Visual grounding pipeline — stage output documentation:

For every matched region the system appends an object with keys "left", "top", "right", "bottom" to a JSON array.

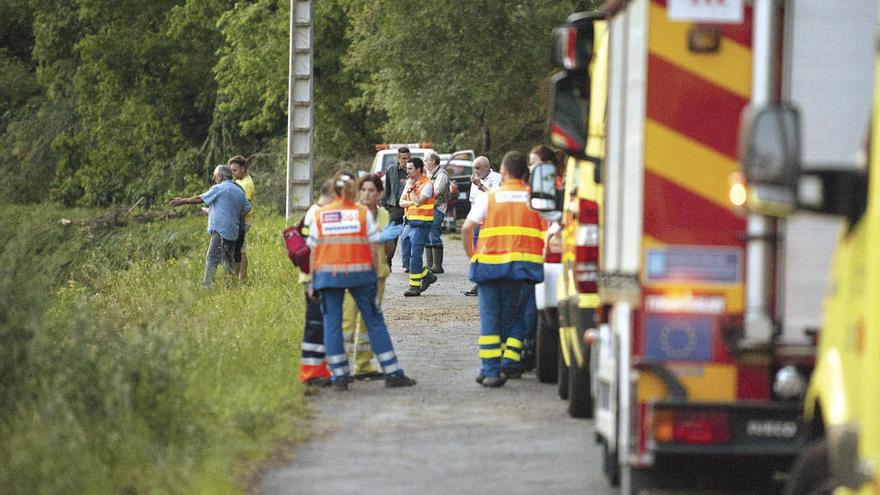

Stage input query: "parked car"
[{"left": 370, "top": 143, "right": 435, "bottom": 176}]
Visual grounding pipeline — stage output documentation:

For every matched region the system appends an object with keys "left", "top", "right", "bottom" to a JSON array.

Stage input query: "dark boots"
[{"left": 431, "top": 246, "right": 444, "bottom": 273}]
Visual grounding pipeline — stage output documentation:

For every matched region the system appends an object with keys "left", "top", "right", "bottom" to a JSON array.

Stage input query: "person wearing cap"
[
  {"left": 170, "top": 165, "right": 251, "bottom": 288},
  {"left": 304, "top": 171, "right": 417, "bottom": 390},
  {"left": 461, "top": 151, "right": 544, "bottom": 387}
]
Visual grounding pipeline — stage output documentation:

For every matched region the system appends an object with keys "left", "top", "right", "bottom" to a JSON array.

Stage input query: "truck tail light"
[
  {"left": 575, "top": 199, "right": 599, "bottom": 293},
  {"left": 545, "top": 229, "right": 562, "bottom": 263},
  {"left": 653, "top": 410, "right": 730, "bottom": 445}
]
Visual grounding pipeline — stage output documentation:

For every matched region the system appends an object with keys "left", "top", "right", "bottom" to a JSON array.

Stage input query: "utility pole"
[{"left": 285, "top": 0, "right": 314, "bottom": 222}]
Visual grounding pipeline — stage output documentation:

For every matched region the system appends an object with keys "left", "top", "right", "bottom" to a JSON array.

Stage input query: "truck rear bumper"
[{"left": 642, "top": 400, "right": 806, "bottom": 463}]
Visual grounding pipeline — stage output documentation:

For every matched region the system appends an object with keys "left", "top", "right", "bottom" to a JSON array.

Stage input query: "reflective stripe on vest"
[
  {"left": 472, "top": 181, "right": 545, "bottom": 266},
  {"left": 312, "top": 199, "right": 373, "bottom": 275},
  {"left": 405, "top": 176, "right": 435, "bottom": 222}
]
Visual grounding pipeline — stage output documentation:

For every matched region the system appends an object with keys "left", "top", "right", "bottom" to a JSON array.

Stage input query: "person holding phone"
[{"left": 463, "top": 156, "right": 501, "bottom": 296}]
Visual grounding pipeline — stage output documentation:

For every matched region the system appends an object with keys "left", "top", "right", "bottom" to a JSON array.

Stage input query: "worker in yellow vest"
[
  {"left": 304, "top": 171, "right": 417, "bottom": 390},
  {"left": 399, "top": 157, "right": 438, "bottom": 297},
  {"left": 461, "top": 151, "right": 545, "bottom": 387}
]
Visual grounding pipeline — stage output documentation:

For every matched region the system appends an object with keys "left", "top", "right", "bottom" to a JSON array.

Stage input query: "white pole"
[
  {"left": 743, "top": 0, "right": 777, "bottom": 348},
  {"left": 285, "top": 0, "right": 296, "bottom": 223}
]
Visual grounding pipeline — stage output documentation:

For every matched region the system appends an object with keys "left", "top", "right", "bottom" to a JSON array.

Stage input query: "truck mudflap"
[{"left": 642, "top": 400, "right": 806, "bottom": 460}]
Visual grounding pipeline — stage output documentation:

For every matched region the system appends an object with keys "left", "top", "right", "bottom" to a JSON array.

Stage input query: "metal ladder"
[{"left": 286, "top": 0, "right": 313, "bottom": 222}]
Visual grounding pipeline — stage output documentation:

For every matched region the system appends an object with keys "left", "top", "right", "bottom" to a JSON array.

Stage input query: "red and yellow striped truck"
[{"left": 532, "top": 1, "right": 820, "bottom": 492}]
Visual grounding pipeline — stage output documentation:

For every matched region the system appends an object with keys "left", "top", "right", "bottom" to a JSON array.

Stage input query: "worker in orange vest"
[
  {"left": 304, "top": 171, "right": 417, "bottom": 390},
  {"left": 399, "top": 157, "right": 438, "bottom": 297},
  {"left": 461, "top": 151, "right": 545, "bottom": 387}
]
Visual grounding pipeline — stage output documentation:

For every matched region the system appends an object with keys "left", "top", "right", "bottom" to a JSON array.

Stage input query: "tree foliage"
[{"left": 1, "top": 0, "right": 596, "bottom": 209}]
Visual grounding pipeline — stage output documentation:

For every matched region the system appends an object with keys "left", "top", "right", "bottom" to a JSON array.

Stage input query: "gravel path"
[{"left": 258, "top": 236, "right": 617, "bottom": 495}]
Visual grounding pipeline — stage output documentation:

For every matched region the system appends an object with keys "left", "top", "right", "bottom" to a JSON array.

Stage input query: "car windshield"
[
  {"left": 446, "top": 163, "right": 473, "bottom": 177},
  {"left": 381, "top": 152, "right": 425, "bottom": 172}
]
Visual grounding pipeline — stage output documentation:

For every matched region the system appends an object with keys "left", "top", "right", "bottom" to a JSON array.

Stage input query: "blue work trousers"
[
  {"left": 407, "top": 220, "right": 431, "bottom": 287},
  {"left": 477, "top": 280, "right": 531, "bottom": 378},
  {"left": 427, "top": 208, "right": 445, "bottom": 247},
  {"left": 319, "top": 284, "right": 401, "bottom": 381},
  {"left": 523, "top": 284, "right": 537, "bottom": 351},
  {"left": 401, "top": 221, "right": 412, "bottom": 269}
]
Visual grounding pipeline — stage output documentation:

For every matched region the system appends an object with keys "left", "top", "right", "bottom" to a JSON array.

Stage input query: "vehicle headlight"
[{"left": 773, "top": 365, "right": 806, "bottom": 400}]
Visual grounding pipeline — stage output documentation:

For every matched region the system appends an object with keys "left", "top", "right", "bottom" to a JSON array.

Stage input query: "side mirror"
[
  {"left": 551, "top": 12, "right": 600, "bottom": 71},
  {"left": 550, "top": 71, "right": 589, "bottom": 157},
  {"left": 738, "top": 104, "right": 802, "bottom": 216},
  {"left": 529, "top": 163, "right": 559, "bottom": 212}
]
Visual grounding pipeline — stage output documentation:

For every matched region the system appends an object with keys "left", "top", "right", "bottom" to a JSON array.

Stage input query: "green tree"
[{"left": 344, "top": 0, "right": 574, "bottom": 155}]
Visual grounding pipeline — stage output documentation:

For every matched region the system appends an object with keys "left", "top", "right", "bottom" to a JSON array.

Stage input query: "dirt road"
[{"left": 257, "top": 236, "right": 617, "bottom": 495}]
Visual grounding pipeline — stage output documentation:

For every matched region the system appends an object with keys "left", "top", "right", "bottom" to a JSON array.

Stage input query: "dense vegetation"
[
  {"left": 1, "top": 0, "right": 596, "bottom": 210},
  {"left": 1, "top": 205, "right": 309, "bottom": 494}
]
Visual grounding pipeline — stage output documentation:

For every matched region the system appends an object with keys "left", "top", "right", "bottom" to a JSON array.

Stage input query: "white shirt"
[
  {"left": 469, "top": 170, "right": 501, "bottom": 205},
  {"left": 304, "top": 202, "right": 379, "bottom": 248},
  {"left": 466, "top": 194, "right": 488, "bottom": 223}
]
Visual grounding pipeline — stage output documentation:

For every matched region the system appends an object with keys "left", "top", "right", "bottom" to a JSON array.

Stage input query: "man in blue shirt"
[{"left": 171, "top": 165, "right": 251, "bottom": 288}]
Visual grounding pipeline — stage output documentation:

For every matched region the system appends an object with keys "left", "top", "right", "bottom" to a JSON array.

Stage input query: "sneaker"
[
  {"left": 481, "top": 375, "right": 507, "bottom": 388},
  {"left": 354, "top": 371, "right": 384, "bottom": 381},
  {"left": 463, "top": 285, "right": 478, "bottom": 296},
  {"left": 404, "top": 287, "right": 422, "bottom": 297},
  {"left": 304, "top": 376, "right": 332, "bottom": 388},
  {"left": 502, "top": 368, "right": 523, "bottom": 379},
  {"left": 385, "top": 372, "right": 417, "bottom": 388},
  {"left": 475, "top": 374, "right": 486, "bottom": 384},
  {"left": 333, "top": 376, "right": 352, "bottom": 391},
  {"left": 420, "top": 271, "right": 437, "bottom": 291}
]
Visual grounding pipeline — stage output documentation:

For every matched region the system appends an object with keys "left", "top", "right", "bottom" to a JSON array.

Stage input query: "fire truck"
[
  {"left": 528, "top": 0, "right": 865, "bottom": 492},
  {"left": 734, "top": 0, "right": 879, "bottom": 493}
]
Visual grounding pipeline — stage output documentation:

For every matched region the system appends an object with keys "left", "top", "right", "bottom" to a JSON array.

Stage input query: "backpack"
[{"left": 283, "top": 218, "right": 310, "bottom": 274}]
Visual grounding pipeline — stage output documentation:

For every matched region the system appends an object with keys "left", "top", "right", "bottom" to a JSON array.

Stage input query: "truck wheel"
[
  {"left": 535, "top": 309, "right": 559, "bottom": 383},
  {"left": 602, "top": 440, "right": 620, "bottom": 486},
  {"left": 625, "top": 467, "right": 655, "bottom": 495},
  {"left": 567, "top": 337, "right": 593, "bottom": 418},
  {"left": 558, "top": 348, "right": 570, "bottom": 400},
  {"left": 785, "top": 439, "right": 833, "bottom": 495}
]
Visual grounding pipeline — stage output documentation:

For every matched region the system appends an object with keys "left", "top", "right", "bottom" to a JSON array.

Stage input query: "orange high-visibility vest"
[
  {"left": 405, "top": 175, "right": 435, "bottom": 222},
  {"left": 471, "top": 179, "right": 545, "bottom": 283},
  {"left": 312, "top": 199, "right": 373, "bottom": 276}
]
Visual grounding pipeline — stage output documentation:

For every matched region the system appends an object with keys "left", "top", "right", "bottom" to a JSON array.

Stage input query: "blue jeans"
[
  {"left": 427, "top": 208, "right": 445, "bottom": 247},
  {"left": 202, "top": 232, "right": 235, "bottom": 288},
  {"left": 477, "top": 280, "right": 531, "bottom": 377},
  {"left": 319, "top": 284, "right": 402, "bottom": 381},
  {"left": 407, "top": 221, "right": 431, "bottom": 287}
]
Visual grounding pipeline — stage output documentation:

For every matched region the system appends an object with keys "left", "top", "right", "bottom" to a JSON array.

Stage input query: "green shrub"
[{"left": 0, "top": 204, "right": 309, "bottom": 494}]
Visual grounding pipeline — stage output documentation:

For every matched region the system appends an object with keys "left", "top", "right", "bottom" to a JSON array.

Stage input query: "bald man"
[{"left": 464, "top": 156, "right": 501, "bottom": 296}]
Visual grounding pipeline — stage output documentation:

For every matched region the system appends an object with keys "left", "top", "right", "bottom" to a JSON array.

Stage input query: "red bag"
[{"left": 283, "top": 219, "right": 311, "bottom": 274}]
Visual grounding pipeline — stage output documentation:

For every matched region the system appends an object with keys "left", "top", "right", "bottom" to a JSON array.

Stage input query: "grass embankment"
[{"left": 0, "top": 204, "right": 308, "bottom": 494}]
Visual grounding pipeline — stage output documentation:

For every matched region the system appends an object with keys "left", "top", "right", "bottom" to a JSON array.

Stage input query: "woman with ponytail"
[{"left": 303, "top": 171, "right": 417, "bottom": 390}]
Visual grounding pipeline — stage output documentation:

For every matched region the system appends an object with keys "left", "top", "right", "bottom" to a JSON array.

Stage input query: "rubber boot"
[
  {"left": 431, "top": 246, "right": 444, "bottom": 273},
  {"left": 425, "top": 246, "right": 434, "bottom": 274}
]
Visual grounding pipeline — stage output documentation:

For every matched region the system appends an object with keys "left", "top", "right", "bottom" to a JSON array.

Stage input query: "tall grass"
[{"left": 0, "top": 204, "right": 308, "bottom": 494}]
